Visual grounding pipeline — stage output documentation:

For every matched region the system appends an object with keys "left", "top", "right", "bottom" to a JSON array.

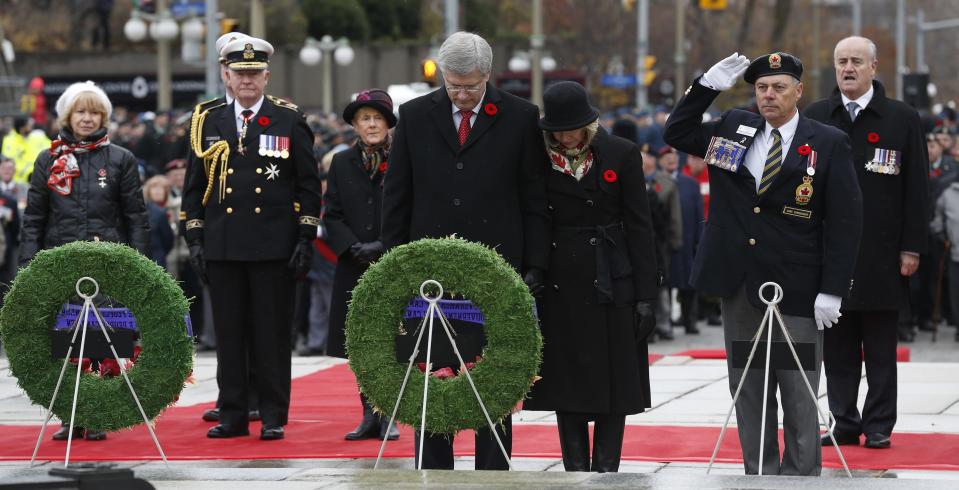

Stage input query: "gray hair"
[
  {"left": 835, "top": 36, "right": 877, "bottom": 62},
  {"left": 438, "top": 32, "right": 493, "bottom": 76}
]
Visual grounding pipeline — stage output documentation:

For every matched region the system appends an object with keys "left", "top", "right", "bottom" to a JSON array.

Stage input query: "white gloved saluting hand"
[
  {"left": 700, "top": 52, "right": 751, "bottom": 91},
  {"left": 813, "top": 293, "right": 843, "bottom": 331}
]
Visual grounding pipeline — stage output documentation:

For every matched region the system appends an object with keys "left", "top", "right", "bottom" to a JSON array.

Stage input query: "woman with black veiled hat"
[
  {"left": 523, "top": 81, "right": 658, "bottom": 472},
  {"left": 322, "top": 88, "right": 400, "bottom": 442}
]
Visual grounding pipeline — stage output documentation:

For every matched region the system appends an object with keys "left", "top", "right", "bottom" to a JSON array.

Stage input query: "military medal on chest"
[
  {"left": 259, "top": 134, "right": 290, "bottom": 159},
  {"left": 704, "top": 136, "right": 747, "bottom": 172},
  {"left": 795, "top": 144, "right": 815, "bottom": 205},
  {"left": 97, "top": 168, "right": 107, "bottom": 189},
  {"left": 866, "top": 147, "right": 901, "bottom": 175}
]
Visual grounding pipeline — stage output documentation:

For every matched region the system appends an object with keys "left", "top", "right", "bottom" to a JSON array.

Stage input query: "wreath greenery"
[
  {"left": 0, "top": 241, "right": 193, "bottom": 432},
  {"left": 346, "top": 237, "right": 542, "bottom": 435}
]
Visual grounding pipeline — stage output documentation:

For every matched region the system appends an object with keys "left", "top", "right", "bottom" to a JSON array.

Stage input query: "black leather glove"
[
  {"left": 351, "top": 240, "right": 384, "bottom": 265},
  {"left": 634, "top": 301, "right": 656, "bottom": 343},
  {"left": 188, "top": 243, "right": 208, "bottom": 284},
  {"left": 288, "top": 239, "right": 314, "bottom": 279},
  {"left": 522, "top": 268, "right": 545, "bottom": 298}
]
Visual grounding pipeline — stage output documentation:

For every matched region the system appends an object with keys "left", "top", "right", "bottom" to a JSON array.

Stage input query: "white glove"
[
  {"left": 700, "top": 52, "right": 751, "bottom": 91},
  {"left": 813, "top": 293, "right": 843, "bottom": 331}
]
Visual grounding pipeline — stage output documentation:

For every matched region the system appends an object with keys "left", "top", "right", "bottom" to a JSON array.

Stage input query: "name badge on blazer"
[
  {"left": 705, "top": 136, "right": 747, "bottom": 172},
  {"left": 865, "top": 148, "right": 901, "bottom": 175}
]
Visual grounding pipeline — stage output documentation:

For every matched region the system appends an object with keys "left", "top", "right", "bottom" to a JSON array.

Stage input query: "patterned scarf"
[
  {"left": 357, "top": 136, "right": 391, "bottom": 179},
  {"left": 47, "top": 128, "right": 110, "bottom": 196},
  {"left": 544, "top": 121, "right": 599, "bottom": 181}
]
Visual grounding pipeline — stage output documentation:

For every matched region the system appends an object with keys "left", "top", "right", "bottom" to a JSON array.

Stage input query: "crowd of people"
[{"left": 0, "top": 27, "right": 956, "bottom": 477}]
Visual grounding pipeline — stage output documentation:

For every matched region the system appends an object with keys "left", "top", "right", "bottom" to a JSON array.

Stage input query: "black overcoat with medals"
[
  {"left": 804, "top": 80, "right": 928, "bottom": 311},
  {"left": 381, "top": 83, "right": 549, "bottom": 273},
  {"left": 322, "top": 144, "right": 384, "bottom": 358},
  {"left": 663, "top": 79, "right": 863, "bottom": 317},
  {"left": 523, "top": 128, "right": 658, "bottom": 415}
]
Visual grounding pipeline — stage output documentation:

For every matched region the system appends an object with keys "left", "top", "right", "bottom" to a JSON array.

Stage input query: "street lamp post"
[
  {"left": 508, "top": 50, "right": 556, "bottom": 103},
  {"left": 299, "top": 35, "right": 354, "bottom": 114},
  {"left": 123, "top": 0, "right": 179, "bottom": 112}
]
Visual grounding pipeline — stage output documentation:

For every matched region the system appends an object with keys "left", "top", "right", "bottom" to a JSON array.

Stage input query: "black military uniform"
[
  {"left": 805, "top": 79, "right": 928, "bottom": 447},
  {"left": 181, "top": 38, "right": 321, "bottom": 440}
]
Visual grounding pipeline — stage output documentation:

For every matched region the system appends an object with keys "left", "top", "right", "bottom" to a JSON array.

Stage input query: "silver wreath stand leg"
[
  {"left": 373, "top": 279, "right": 513, "bottom": 471},
  {"left": 29, "top": 277, "right": 169, "bottom": 468},
  {"left": 706, "top": 282, "right": 851, "bottom": 478}
]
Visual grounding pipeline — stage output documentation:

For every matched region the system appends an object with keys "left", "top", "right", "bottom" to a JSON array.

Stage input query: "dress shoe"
[
  {"left": 297, "top": 346, "right": 325, "bottom": 357},
  {"left": 655, "top": 327, "right": 674, "bottom": 341},
  {"left": 864, "top": 433, "right": 891, "bottom": 449},
  {"left": 249, "top": 410, "right": 261, "bottom": 421},
  {"left": 898, "top": 327, "right": 915, "bottom": 343},
  {"left": 260, "top": 425, "right": 285, "bottom": 440},
  {"left": 207, "top": 424, "right": 250, "bottom": 438},
  {"left": 345, "top": 396, "right": 380, "bottom": 440},
  {"left": 202, "top": 408, "right": 220, "bottom": 422},
  {"left": 52, "top": 424, "right": 84, "bottom": 441},
  {"left": 821, "top": 431, "right": 859, "bottom": 446},
  {"left": 706, "top": 313, "right": 722, "bottom": 326},
  {"left": 684, "top": 322, "right": 700, "bottom": 335},
  {"left": 380, "top": 416, "right": 400, "bottom": 441},
  {"left": 84, "top": 430, "right": 107, "bottom": 441}
]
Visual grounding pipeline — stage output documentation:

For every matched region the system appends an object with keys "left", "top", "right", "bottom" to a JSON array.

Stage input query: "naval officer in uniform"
[
  {"left": 664, "top": 52, "right": 862, "bottom": 475},
  {"left": 181, "top": 36, "right": 322, "bottom": 440}
]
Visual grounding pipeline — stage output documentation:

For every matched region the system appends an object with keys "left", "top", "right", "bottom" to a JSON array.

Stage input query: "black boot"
[
  {"left": 556, "top": 412, "right": 590, "bottom": 471},
  {"left": 591, "top": 414, "right": 625, "bottom": 473},
  {"left": 380, "top": 415, "right": 400, "bottom": 441},
  {"left": 52, "top": 423, "right": 84, "bottom": 441},
  {"left": 345, "top": 393, "right": 379, "bottom": 440}
]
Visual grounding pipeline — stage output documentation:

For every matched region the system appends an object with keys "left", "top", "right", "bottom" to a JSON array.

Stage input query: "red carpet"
[
  {"left": 1, "top": 363, "right": 954, "bottom": 471},
  {"left": 672, "top": 347, "right": 911, "bottom": 362}
]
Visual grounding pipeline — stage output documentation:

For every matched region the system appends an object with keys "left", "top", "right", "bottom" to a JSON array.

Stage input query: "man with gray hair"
[
  {"left": 805, "top": 35, "right": 928, "bottom": 450},
  {"left": 382, "top": 31, "right": 549, "bottom": 470}
]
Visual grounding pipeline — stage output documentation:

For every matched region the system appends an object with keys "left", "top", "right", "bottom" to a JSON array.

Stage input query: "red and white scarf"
[{"left": 47, "top": 134, "right": 110, "bottom": 196}]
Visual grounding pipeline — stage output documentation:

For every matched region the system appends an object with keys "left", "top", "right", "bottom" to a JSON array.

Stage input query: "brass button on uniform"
[
  {"left": 226, "top": 187, "right": 233, "bottom": 194},
  {"left": 255, "top": 187, "right": 262, "bottom": 194},
  {"left": 589, "top": 237, "right": 598, "bottom": 245},
  {"left": 753, "top": 206, "right": 760, "bottom": 214},
  {"left": 586, "top": 199, "right": 594, "bottom": 207},
  {"left": 453, "top": 198, "right": 461, "bottom": 206},
  {"left": 255, "top": 207, "right": 261, "bottom": 214},
  {"left": 226, "top": 207, "right": 233, "bottom": 214},
  {"left": 456, "top": 162, "right": 464, "bottom": 170},
  {"left": 256, "top": 168, "right": 263, "bottom": 174},
  {"left": 748, "top": 238, "right": 756, "bottom": 245},
  {"left": 227, "top": 168, "right": 234, "bottom": 175}
]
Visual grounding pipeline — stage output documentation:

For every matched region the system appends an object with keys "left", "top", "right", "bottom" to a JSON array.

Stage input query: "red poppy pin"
[
  {"left": 654, "top": 182, "right": 662, "bottom": 193},
  {"left": 797, "top": 144, "right": 811, "bottom": 156},
  {"left": 603, "top": 169, "right": 618, "bottom": 182},
  {"left": 483, "top": 103, "right": 498, "bottom": 116},
  {"left": 378, "top": 161, "right": 388, "bottom": 173},
  {"left": 98, "top": 168, "right": 107, "bottom": 177},
  {"left": 867, "top": 132, "right": 880, "bottom": 143},
  {"left": 258, "top": 116, "right": 270, "bottom": 127}
]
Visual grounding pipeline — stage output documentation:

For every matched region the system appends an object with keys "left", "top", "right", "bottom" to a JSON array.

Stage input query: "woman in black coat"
[
  {"left": 523, "top": 82, "right": 658, "bottom": 472},
  {"left": 322, "top": 89, "right": 399, "bottom": 442},
  {"left": 20, "top": 81, "right": 149, "bottom": 442}
]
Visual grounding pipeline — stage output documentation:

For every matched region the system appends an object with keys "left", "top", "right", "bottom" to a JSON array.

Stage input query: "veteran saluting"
[
  {"left": 180, "top": 37, "right": 322, "bottom": 441},
  {"left": 664, "top": 52, "right": 862, "bottom": 475}
]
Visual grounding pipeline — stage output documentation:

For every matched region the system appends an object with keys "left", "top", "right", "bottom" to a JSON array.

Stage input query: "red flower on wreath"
[
  {"left": 867, "top": 132, "right": 880, "bottom": 143},
  {"left": 484, "top": 103, "right": 498, "bottom": 116},
  {"left": 378, "top": 161, "right": 388, "bottom": 173},
  {"left": 797, "top": 144, "right": 811, "bottom": 156},
  {"left": 603, "top": 169, "right": 618, "bottom": 182},
  {"left": 258, "top": 116, "right": 270, "bottom": 127}
]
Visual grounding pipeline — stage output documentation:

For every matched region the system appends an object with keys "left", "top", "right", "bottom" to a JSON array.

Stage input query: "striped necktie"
[{"left": 758, "top": 129, "right": 782, "bottom": 195}]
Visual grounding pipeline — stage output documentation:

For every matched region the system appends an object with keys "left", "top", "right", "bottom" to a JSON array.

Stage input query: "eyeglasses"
[{"left": 445, "top": 82, "right": 484, "bottom": 94}]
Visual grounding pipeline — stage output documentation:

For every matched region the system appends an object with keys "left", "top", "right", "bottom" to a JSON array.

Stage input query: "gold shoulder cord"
[{"left": 189, "top": 101, "right": 230, "bottom": 206}]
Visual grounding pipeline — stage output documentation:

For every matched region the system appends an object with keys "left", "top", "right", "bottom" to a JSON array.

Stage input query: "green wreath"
[
  {"left": 346, "top": 237, "right": 542, "bottom": 435},
  {"left": 0, "top": 241, "right": 194, "bottom": 432}
]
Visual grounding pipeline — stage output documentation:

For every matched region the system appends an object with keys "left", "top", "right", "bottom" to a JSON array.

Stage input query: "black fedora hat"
[
  {"left": 539, "top": 81, "right": 599, "bottom": 132},
  {"left": 342, "top": 89, "right": 397, "bottom": 128}
]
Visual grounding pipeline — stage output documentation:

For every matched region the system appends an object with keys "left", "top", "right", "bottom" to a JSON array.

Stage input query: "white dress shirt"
[
  {"left": 840, "top": 84, "right": 874, "bottom": 117},
  {"left": 743, "top": 109, "right": 800, "bottom": 192},
  {"left": 450, "top": 93, "right": 486, "bottom": 131},
  {"left": 234, "top": 96, "right": 264, "bottom": 134}
]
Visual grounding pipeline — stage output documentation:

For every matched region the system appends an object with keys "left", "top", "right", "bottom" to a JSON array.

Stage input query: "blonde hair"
[
  {"left": 143, "top": 175, "right": 171, "bottom": 204},
  {"left": 59, "top": 91, "right": 110, "bottom": 131}
]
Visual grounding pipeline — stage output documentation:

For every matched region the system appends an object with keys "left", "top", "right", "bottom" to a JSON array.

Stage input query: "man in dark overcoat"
[
  {"left": 804, "top": 36, "right": 928, "bottom": 450},
  {"left": 664, "top": 51, "right": 862, "bottom": 475},
  {"left": 181, "top": 37, "right": 321, "bottom": 441},
  {"left": 381, "top": 31, "right": 549, "bottom": 470}
]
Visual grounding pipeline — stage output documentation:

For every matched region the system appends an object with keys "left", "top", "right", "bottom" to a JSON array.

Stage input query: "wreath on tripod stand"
[
  {"left": 0, "top": 241, "right": 194, "bottom": 431},
  {"left": 346, "top": 237, "right": 542, "bottom": 435}
]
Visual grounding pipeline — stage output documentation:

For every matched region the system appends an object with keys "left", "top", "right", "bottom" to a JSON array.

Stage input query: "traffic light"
[
  {"left": 643, "top": 55, "right": 657, "bottom": 86},
  {"left": 622, "top": 0, "right": 636, "bottom": 11},
  {"left": 422, "top": 59, "right": 438, "bottom": 84},
  {"left": 699, "top": 0, "right": 727, "bottom": 10},
  {"left": 220, "top": 17, "right": 239, "bottom": 35}
]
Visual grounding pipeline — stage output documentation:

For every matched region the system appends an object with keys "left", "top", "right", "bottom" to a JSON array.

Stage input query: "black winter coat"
[
  {"left": 524, "top": 129, "right": 658, "bottom": 415},
  {"left": 21, "top": 136, "right": 148, "bottom": 262},
  {"left": 322, "top": 145, "right": 384, "bottom": 358},
  {"left": 804, "top": 80, "right": 928, "bottom": 311}
]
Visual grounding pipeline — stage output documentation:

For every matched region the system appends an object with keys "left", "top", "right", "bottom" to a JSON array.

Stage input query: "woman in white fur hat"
[{"left": 20, "top": 81, "right": 149, "bottom": 442}]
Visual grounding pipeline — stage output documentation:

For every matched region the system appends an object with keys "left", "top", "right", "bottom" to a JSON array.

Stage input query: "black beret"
[{"left": 743, "top": 52, "right": 803, "bottom": 84}]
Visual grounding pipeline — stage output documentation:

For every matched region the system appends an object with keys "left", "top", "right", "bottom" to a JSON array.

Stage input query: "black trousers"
[
  {"left": 414, "top": 415, "right": 512, "bottom": 470},
  {"left": 208, "top": 260, "right": 294, "bottom": 427},
  {"left": 823, "top": 309, "right": 898, "bottom": 437}
]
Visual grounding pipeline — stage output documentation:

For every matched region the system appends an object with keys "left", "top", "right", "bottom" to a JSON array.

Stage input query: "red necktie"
[{"left": 457, "top": 109, "right": 472, "bottom": 146}]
